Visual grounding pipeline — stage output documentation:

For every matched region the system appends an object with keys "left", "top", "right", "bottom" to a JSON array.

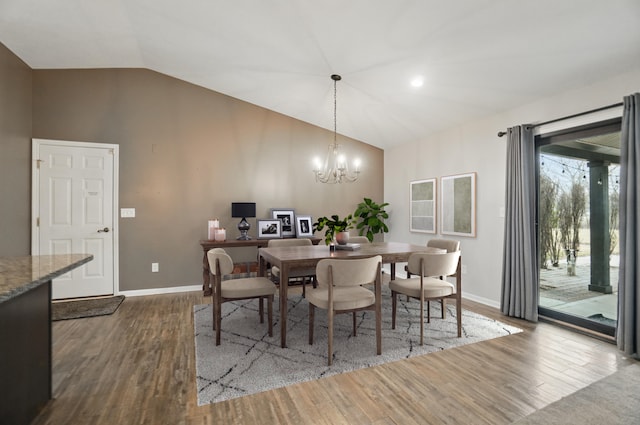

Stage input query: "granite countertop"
[{"left": 0, "top": 254, "right": 93, "bottom": 303}]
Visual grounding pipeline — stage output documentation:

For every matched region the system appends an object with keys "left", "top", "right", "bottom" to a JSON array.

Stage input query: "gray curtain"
[
  {"left": 617, "top": 93, "right": 640, "bottom": 358},
  {"left": 501, "top": 125, "right": 538, "bottom": 321}
]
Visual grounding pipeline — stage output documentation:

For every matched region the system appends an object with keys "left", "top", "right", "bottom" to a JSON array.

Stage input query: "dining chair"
[
  {"left": 207, "top": 248, "right": 277, "bottom": 345},
  {"left": 348, "top": 236, "right": 371, "bottom": 244},
  {"left": 405, "top": 239, "right": 461, "bottom": 323},
  {"left": 390, "top": 251, "right": 461, "bottom": 345},
  {"left": 306, "top": 255, "right": 383, "bottom": 366},
  {"left": 268, "top": 238, "right": 316, "bottom": 296}
]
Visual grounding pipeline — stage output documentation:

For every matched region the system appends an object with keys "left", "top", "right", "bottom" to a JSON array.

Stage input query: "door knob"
[{"left": 98, "top": 227, "right": 110, "bottom": 233}]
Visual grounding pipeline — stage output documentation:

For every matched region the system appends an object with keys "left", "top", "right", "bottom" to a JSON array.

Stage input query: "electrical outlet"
[
  {"left": 121, "top": 208, "right": 136, "bottom": 218},
  {"left": 152, "top": 262, "right": 159, "bottom": 272}
]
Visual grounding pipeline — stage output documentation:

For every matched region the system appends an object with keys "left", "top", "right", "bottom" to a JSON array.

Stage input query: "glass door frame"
[{"left": 535, "top": 118, "right": 621, "bottom": 338}]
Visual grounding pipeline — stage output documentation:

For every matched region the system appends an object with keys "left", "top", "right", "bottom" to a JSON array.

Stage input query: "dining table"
[{"left": 258, "top": 241, "right": 439, "bottom": 348}]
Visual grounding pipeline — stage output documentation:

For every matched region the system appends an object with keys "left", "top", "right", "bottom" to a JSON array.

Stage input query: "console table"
[
  {"left": 0, "top": 253, "right": 93, "bottom": 425},
  {"left": 199, "top": 238, "right": 320, "bottom": 295}
]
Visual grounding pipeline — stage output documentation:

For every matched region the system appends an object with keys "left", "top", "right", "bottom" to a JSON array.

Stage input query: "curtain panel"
[
  {"left": 617, "top": 93, "right": 640, "bottom": 358},
  {"left": 501, "top": 125, "right": 538, "bottom": 321}
]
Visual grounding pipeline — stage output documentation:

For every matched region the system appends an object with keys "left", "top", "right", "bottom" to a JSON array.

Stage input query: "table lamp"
[{"left": 231, "top": 202, "right": 256, "bottom": 240}]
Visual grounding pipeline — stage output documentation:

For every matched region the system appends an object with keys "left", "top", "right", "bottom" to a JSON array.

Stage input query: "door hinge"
[
  {"left": 36, "top": 159, "right": 44, "bottom": 169},
  {"left": 109, "top": 149, "right": 114, "bottom": 155},
  {"left": 36, "top": 217, "right": 40, "bottom": 227}
]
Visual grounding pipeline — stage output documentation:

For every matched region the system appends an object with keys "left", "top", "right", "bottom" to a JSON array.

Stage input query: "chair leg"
[
  {"left": 267, "top": 295, "right": 273, "bottom": 337},
  {"left": 215, "top": 295, "right": 222, "bottom": 346},
  {"left": 391, "top": 291, "right": 397, "bottom": 329},
  {"left": 441, "top": 299, "right": 445, "bottom": 319},
  {"left": 211, "top": 295, "right": 216, "bottom": 331},
  {"left": 427, "top": 300, "right": 431, "bottom": 323},
  {"left": 302, "top": 277, "right": 306, "bottom": 298},
  {"left": 456, "top": 296, "right": 462, "bottom": 337},
  {"left": 376, "top": 301, "right": 382, "bottom": 356},
  {"left": 259, "top": 297, "right": 265, "bottom": 324},
  {"left": 419, "top": 296, "right": 424, "bottom": 346},
  {"left": 308, "top": 303, "right": 315, "bottom": 345},
  {"left": 328, "top": 308, "right": 334, "bottom": 366},
  {"left": 352, "top": 312, "right": 357, "bottom": 336}
]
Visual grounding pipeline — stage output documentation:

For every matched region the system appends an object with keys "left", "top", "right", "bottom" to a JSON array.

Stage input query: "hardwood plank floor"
[{"left": 32, "top": 291, "right": 635, "bottom": 425}]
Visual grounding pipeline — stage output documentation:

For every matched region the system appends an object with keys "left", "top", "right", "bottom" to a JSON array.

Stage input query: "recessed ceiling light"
[{"left": 410, "top": 76, "right": 424, "bottom": 88}]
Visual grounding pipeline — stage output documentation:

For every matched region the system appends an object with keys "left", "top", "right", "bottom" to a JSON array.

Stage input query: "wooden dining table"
[{"left": 258, "top": 241, "right": 436, "bottom": 348}]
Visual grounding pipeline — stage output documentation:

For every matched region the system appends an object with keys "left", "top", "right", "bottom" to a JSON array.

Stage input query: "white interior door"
[{"left": 32, "top": 139, "right": 119, "bottom": 299}]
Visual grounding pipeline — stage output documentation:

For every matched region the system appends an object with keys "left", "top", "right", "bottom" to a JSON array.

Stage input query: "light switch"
[{"left": 121, "top": 208, "right": 136, "bottom": 218}]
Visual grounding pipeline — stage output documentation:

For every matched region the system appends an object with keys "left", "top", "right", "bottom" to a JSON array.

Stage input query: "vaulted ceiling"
[{"left": 1, "top": 0, "right": 639, "bottom": 149}]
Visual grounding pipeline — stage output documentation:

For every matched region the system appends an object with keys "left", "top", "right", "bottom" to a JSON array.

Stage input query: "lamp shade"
[{"left": 231, "top": 202, "right": 256, "bottom": 218}]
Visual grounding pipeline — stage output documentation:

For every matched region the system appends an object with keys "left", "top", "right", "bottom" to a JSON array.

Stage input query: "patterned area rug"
[
  {"left": 52, "top": 295, "right": 124, "bottom": 321},
  {"left": 194, "top": 287, "right": 522, "bottom": 405}
]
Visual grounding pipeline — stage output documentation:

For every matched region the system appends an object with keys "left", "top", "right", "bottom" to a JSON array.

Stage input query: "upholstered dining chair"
[
  {"left": 348, "top": 236, "right": 371, "bottom": 244},
  {"left": 390, "top": 251, "right": 461, "bottom": 345},
  {"left": 405, "top": 239, "right": 461, "bottom": 326},
  {"left": 207, "top": 248, "right": 277, "bottom": 345},
  {"left": 268, "top": 238, "right": 316, "bottom": 296},
  {"left": 307, "top": 255, "right": 383, "bottom": 366}
]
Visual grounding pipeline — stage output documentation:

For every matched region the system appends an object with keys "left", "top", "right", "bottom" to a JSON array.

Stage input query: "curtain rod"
[{"left": 497, "top": 101, "right": 624, "bottom": 137}]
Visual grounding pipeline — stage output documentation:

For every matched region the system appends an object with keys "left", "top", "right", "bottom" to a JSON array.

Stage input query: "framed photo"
[
  {"left": 410, "top": 178, "right": 436, "bottom": 234},
  {"left": 295, "top": 215, "right": 313, "bottom": 237},
  {"left": 441, "top": 172, "right": 476, "bottom": 237},
  {"left": 257, "top": 219, "right": 282, "bottom": 239},
  {"left": 270, "top": 208, "right": 296, "bottom": 238}
]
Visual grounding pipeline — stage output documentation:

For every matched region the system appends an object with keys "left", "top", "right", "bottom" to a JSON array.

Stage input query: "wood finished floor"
[{"left": 32, "top": 291, "right": 635, "bottom": 425}]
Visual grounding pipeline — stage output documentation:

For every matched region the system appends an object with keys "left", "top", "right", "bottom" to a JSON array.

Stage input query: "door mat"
[{"left": 52, "top": 295, "right": 125, "bottom": 321}]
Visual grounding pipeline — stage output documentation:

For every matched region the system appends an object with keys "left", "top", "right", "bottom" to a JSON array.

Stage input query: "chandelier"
[{"left": 313, "top": 74, "right": 361, "bottom": 184}]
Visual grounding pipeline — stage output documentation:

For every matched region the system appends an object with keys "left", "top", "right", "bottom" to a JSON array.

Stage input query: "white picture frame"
[{"left": 257, "top": 219, "right": 282, "bottom": 239}]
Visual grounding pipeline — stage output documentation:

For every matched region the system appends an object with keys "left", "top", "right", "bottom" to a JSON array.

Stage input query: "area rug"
[
  {"left": 512, "top": 362, "right": 640, "bottom": 425},
  {"left": 52, "top": 295, "right": 125, "bottom": 321},
  {"left": 194, "top": 288, "right": 522, "bottom": 405}
]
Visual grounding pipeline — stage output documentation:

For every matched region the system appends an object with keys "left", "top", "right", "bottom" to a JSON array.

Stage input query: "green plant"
[
  {"left": 313, "top": 214, "right": 355, "bottom": 245},
  {"left": 353, "top": 198, "right": 389, "bottom": 242}
]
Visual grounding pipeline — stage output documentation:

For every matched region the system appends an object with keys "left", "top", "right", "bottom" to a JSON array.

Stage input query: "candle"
[
  {"left": 208, "top": 219, "right": 220, "bottom": 240},
  {"left": 214, "top": 228, "right": 226, "bottom": 241}
]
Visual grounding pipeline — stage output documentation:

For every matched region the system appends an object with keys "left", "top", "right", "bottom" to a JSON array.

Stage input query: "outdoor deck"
[{"left": 539, "top": 255, "right": 618, "bottom": 324}]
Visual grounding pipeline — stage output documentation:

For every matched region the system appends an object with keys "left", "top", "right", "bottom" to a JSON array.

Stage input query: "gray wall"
[
  {"left": 0, "top": 43, "right": 32, "bottom": 256},
  {"left": 30, "top": 68, "right": 383, "bottom": 291}
]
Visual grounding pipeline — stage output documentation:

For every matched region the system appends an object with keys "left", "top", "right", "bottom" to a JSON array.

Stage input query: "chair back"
[
  {"left": 427, "top": 239, "right": 460, "bottom": 253},
  {"left": 348, "top": 236, "right": 370, "bottom": 244},
  {"left": 268, "top": 238, "right": 312, "bottom": 247},
  {"left": 407, "top": 251, "right": 460, "bottom": 278},
  {"left": 316, "top": 255, "right": 382, "bottom": 287},
  {"left": 207, "top": 249, "right": 234, "bottom": 276}
]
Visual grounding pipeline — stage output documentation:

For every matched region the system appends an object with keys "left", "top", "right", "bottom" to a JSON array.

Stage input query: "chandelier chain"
[{"left": 333, "top": 77, "right": 337, "bottom": 142}]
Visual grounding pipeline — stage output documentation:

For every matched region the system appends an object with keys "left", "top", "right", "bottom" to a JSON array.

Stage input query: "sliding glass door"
[{"left": 536, "top": 120, "right": 621, "bottom": 336}]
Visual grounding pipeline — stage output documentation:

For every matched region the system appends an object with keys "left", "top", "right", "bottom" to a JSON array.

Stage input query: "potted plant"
[
  {"left": 353, "top": 198, "right": 390, "bottom": 242},
  {"left": 313, "top": 214, "right": 355, "bottom": 245}
]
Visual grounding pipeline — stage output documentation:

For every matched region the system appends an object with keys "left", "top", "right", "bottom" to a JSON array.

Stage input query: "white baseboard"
[
  {"left": 119, "top": 284, "right": 203, "bottom": 298},
  {"left": 462, "top": 292, "right": 500, "bottom": 309},
  {"left": 117, "top": 283, "right": 501, "bottom": 310}
]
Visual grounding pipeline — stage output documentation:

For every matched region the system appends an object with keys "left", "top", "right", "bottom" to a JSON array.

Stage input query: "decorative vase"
[{"left": 335, "top": 231, "right": 350, "bottom": 245}]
